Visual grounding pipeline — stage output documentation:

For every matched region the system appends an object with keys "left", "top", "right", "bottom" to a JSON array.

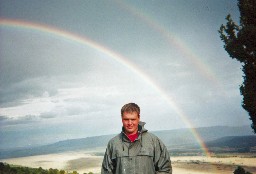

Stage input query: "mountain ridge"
[{"left": 0, "top": 125, "right": 254, "bottom": 159}]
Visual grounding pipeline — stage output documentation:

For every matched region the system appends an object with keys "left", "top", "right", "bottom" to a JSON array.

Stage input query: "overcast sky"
[{"left": 0, "top": 0, "right": 252, "bottom": 149}]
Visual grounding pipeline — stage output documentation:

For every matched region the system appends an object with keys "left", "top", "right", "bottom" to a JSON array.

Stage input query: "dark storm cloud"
[
  {"left": 0, "top": 77, "right": 58, "bottom": 107},
  {"left": 0, "top": 27, "right": 98, "bottom": 107},
  {"left": 0, "top": 26, "right": 96, "bottom": 77}
]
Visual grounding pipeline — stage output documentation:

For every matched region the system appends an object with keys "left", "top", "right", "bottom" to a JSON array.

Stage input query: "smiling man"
[{"left": 101, "top": 103, "right": 172, "bottom": 174}]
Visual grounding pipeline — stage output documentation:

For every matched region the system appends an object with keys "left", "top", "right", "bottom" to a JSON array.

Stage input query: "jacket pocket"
[{"left": 137, "top": 147, "right": 154, "bottom": 157}]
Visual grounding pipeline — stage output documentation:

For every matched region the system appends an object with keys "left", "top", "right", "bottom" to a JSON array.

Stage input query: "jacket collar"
[{"left": 121, "top": 121, "right": 148, "bottom": 142}]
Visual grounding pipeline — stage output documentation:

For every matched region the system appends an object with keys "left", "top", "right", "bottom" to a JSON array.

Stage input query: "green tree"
[
  {"left": 219, "top": 0, "right": 256, "bottom": 133},
  {"left": 48, "top": 168, "right": 59, "bottom": 174},
  {"left": 59, "top": 170, "right": 66, "bottom": 174},
  {"left": 234, "top": 166, "right": 252, "bottom": 174}
]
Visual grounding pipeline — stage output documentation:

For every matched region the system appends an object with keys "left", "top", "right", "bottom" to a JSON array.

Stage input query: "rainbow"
[
  {"left": 0, "top": 18, "right": 211, "bottom": 156},
  {"left": 116, "top": 1, "right": 222, "bottom": 89}
]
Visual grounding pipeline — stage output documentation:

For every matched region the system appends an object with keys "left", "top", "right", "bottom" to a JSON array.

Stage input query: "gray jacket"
[{"left": 101, "top": 122, "right": 172, "bottom": 174}]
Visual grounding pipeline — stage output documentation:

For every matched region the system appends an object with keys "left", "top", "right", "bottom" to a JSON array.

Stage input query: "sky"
[{"left": 0, "top": 0, "right": 252, "bottom": 149}]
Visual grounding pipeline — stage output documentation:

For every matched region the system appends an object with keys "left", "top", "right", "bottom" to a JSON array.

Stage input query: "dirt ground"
[
  {"left": 1, "top": 151, "right": 256, "bottom": 174},
  {"left": 171, "top": 156, "right": 256, "bottom": 174}
]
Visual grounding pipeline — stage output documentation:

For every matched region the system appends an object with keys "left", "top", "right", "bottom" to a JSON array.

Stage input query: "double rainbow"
[{"left": 0, "top": 18, "right": 211, "bottom": 156}]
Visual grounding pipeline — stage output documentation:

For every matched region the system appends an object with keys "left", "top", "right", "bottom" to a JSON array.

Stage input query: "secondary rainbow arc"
[{"left": 116, "top": 1, "right": 222, "bottom": 88}]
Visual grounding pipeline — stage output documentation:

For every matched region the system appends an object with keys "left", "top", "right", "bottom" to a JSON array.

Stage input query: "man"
[{"left": 101, "top": 103, "right": 172, "bottom": 174}]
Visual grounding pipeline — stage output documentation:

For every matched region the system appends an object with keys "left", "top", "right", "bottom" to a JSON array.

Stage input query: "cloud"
[
  {"left": 0, "top": 28, "right": 103, "bottom": 107},
  {"left": 0, "top": 115, "right": 9, "bottom": 121},
  {"left": 38, "top": 88, "right": 121, "bottom": 119},
  {"left": 39, "top": 112, "right": 56, "bottom": 119},
  {"left": 0, "top": 77, "right": 58, "bottom": 107},
  {"left": 0, "top": 0, "right": 247, "bottom": 133},
  {"left": 0, "top": 28, "right": 97, "bottom": 85},
  {"left": 0, "top": 115, "right": 39, "bottom": 126}
]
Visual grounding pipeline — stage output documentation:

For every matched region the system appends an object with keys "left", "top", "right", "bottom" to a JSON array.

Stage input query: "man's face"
[{"left": 122, "top": 111, "right": 140, "bottom": 135}]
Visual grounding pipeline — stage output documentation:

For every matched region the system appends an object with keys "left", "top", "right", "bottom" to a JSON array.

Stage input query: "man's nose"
[{"left": 128, "top": 120, "right": 132, "bottom": 124}]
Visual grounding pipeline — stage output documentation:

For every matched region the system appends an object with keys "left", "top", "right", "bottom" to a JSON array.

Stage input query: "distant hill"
[
  {"left": 153, "top": 125, "right": 254, "bottom": 146},
  {"left": 0, "top": 125, "right": 254, "bottom": 159},
  {"left": 207, "top": 135, "right": 256, "bottom": 148},
  {"left": 0, "top": 134, "right": 114, "bottom": 159},
  {"left": 205, "top": 135, "right": 256, "bottom": 153}
]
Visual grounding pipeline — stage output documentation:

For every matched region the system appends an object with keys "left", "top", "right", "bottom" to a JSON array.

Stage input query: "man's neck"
[{"left": 125, "top": 131, "right": 138, "bottom": 142}]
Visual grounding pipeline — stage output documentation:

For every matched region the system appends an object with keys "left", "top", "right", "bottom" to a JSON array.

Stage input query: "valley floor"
[{"left": 1, "top": 151, "right": 256, "bottom": 174}]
